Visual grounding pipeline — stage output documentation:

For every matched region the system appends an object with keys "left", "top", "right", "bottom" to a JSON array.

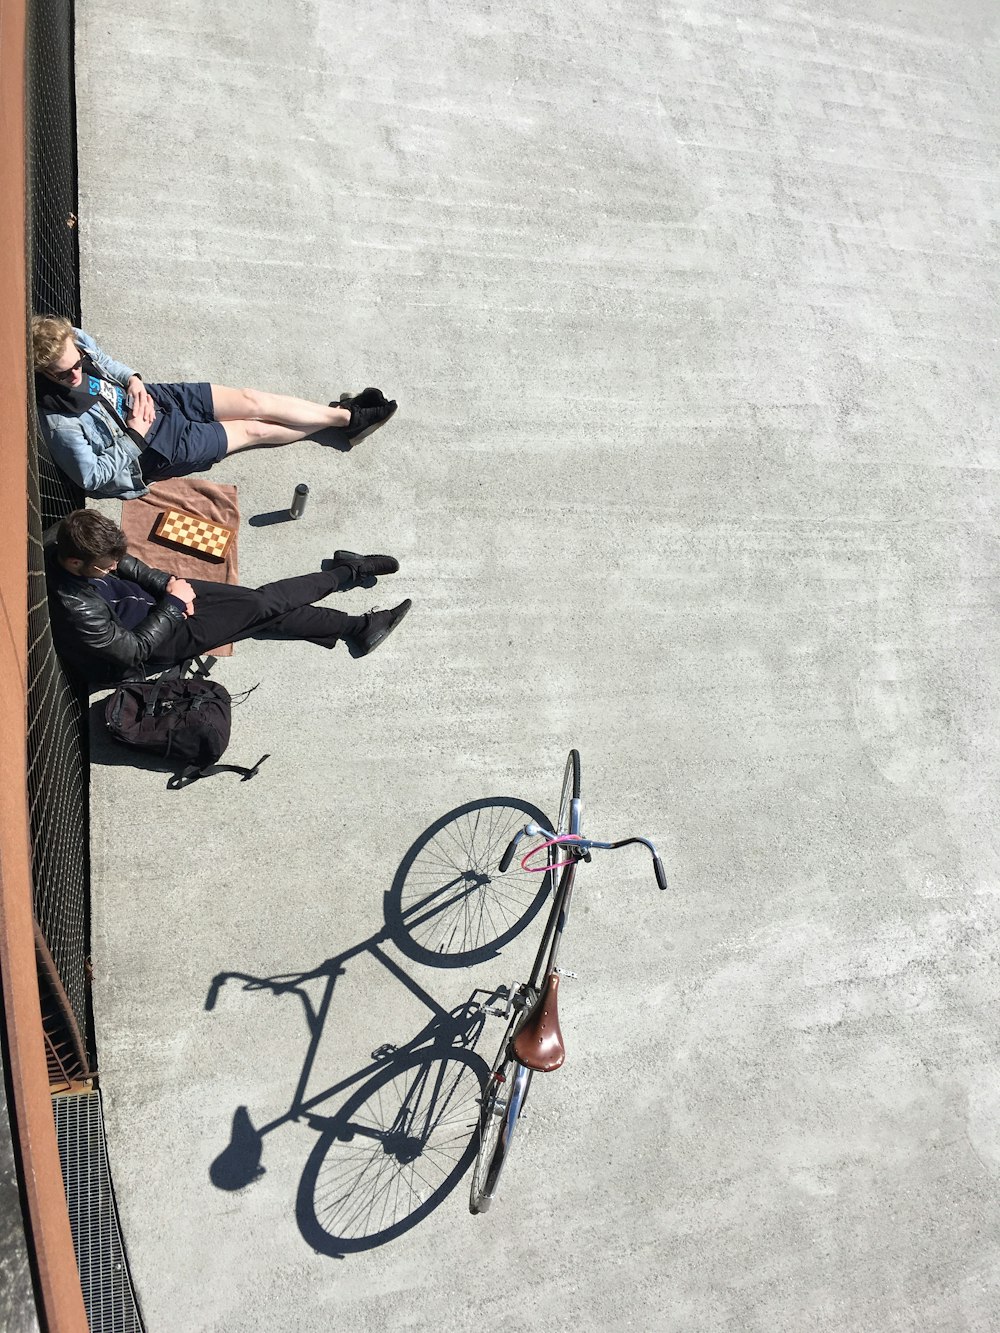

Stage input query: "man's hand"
[
  {"left": 126, "top": 376, "right": 156, "bottom": 429},
  {"left": 166, "top": 576, "right": 197, "bottom": 618}
]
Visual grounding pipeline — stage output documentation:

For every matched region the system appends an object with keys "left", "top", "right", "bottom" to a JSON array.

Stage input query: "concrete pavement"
[{"left": 77, "top": 1, "right": 1000, "bottom": 1329}]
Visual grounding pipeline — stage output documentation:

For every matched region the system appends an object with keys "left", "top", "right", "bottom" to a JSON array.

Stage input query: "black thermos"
[{"left": 289, "top": 483, "right": 309, "bottom": 519}]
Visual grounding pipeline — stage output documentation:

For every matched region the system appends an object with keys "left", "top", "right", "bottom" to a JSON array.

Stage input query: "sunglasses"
[{"left": 49, "top": 349, "right": 84, "bottom": 382}]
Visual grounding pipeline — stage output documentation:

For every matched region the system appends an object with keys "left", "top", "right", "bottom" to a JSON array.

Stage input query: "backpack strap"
[
  {"left": 230, "top": 682, "right": 260, "bottom": 706},
  {"left": 166, "top": 752, "right": 270, "bottom": 790},
  {"left": 108, "top": 686, "right": 128, "bottom": 729},
  {"left": 188, "top": 655, "right": 216, "bottom": 678}
]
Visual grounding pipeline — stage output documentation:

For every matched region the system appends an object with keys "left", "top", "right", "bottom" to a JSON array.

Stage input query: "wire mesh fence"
[{"left": 25, "top": 0, "right": 92, "bottom": 1076}]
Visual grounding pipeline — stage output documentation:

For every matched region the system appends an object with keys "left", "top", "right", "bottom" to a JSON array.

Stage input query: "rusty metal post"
[{"left": 0, "top": 1, "right": 90, "bottom": 1327}]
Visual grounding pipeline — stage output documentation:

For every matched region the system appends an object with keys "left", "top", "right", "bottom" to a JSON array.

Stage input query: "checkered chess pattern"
[{"left": 154, "top": 509, "right": 234, "bottom": 561}]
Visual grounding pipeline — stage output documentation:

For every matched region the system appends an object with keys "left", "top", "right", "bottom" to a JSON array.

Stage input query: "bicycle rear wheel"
[
  {"left": 469, "top": 1032, "right": 533, "bottom": 1213},
  {"left": 558, "top": 749, "right": 582, "bottom": 837}
]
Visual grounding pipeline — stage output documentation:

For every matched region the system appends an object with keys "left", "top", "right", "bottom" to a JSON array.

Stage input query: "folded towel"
[{"left": 120, "top": 478, "right": 240, "bottom": 656}]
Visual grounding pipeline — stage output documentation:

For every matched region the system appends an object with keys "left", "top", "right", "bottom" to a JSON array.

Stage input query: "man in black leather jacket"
[{"left": 47, "top": 510, "right": 411, "bottom": 685}]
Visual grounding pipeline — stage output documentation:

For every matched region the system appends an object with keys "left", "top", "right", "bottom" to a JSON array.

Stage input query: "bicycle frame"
[
  {"left": 501, "top": 822, "right": 666, "bottom": 1003},
  {"left": 470, "top": 751, "right": 667, "bottom": 1214},
  {"left": 521, "top": 798, "right": 585, "bottom": 996}
]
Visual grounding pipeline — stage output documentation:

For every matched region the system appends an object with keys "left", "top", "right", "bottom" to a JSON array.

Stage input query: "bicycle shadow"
[
  {"left": 208, "top": 964, "right": 492, "bottom": 1257},
  {"left": 384, "top": 796, "right": 554, "bottom": 967},
  {"left": 205, "top": 796, "right": 552, "bottom": 1257}
]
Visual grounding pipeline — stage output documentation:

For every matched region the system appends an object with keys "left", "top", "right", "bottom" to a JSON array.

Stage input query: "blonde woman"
[{"left": 31, "top": 315, "right": 396, "bottom": 499}]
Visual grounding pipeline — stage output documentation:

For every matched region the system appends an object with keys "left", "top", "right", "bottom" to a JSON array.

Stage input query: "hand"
[
  {"left": 166, "top": 576, "right": 197, "bottom": 614},
  {"left": 127, "top": 376, "right": 156, "bottom": 427}
]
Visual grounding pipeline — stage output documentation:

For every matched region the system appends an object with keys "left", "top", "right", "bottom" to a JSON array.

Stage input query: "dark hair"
[{"left": 56, "top": 509, "right": 128, "bottom": 564}]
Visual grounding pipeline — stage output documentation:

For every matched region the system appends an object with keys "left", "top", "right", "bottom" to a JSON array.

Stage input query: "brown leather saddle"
[{"left": 513, "top": 972, "right": 565, "bottom": 1072}]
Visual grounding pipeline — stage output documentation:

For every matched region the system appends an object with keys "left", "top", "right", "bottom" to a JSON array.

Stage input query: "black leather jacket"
[{"left": 45, "top": 540, "right": 186, "bottom": 683}]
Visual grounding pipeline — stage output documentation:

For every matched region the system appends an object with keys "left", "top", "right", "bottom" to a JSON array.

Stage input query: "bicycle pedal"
[
  {"left": 554, "top": 967, "right": 578, "bottom": 980},
  {"left": 482, "top": 983, "right": 518, "bottom": 1018}
]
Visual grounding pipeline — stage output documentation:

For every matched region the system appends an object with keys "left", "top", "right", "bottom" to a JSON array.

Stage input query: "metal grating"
[
  {"left": 25, "top": 0, "right": 92, "bottom": 1068},
  {"left": 54, "top": 1091, "right": 144, "bottom": 1333}
]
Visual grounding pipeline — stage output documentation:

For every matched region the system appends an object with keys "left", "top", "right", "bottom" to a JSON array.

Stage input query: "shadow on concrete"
[
  {"left": 313, "top": 425, "right": 353, "bottom": 453},
  {"left": 206, "top": 956, "right": 493, "bottom": 1257},
  {"left": 88, "top": 696, "right": 178, "bottom": 777},
  {"left": 205, "top": 797, "right": 553, "bottom": 1255},
  {"left": 384, "top": 797, "right": 555, "bottom": 967},
  {"left": 247, "top": 508, "right": 296, "bottom": 528}
]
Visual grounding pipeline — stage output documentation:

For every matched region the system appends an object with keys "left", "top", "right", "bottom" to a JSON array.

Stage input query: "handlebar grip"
[
  {"left": 653, "top": 857, "right": 668, "bottom": 892},
  {"left": 498, "top": 837, "right": 518, "bottom": 874}
]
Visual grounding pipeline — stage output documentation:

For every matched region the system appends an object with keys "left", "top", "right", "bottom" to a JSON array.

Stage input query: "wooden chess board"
[{"left": 152, "top": 508, "right": 235, "bottom": 562}]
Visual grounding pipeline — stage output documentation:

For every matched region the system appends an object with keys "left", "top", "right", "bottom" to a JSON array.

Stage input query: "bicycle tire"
[
  {"left": 558, "top": 749, "right": 582, "bottom": 837},
  {"left": 469, "top": 1031, "right": 533, "bottom": 1213}
]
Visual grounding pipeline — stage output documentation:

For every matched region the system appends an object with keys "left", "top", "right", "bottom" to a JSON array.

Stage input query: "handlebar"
[
  {"left": 498, "top": 837, "right": 518, "bottom": 874},
  {"left": 498, "top": 824, "right": 668, "bottom": 891}
]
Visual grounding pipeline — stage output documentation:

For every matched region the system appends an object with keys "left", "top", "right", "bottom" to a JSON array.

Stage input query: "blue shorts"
[{"left": 141, "top": 382, "right": 228, "bottom": 480}]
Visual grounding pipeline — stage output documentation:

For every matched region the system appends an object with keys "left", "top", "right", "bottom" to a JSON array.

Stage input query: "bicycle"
[
  {"left": 205, "top": 794, "right": 557, "bottom": 1255},
  {"left": 469, "top": 748, "right": 667, "bottom": 1213}
]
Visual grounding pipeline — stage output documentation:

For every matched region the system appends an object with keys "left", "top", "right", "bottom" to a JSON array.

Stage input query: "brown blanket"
[{"left": 120, "top": 478, "right": 240, "bottom": 656}]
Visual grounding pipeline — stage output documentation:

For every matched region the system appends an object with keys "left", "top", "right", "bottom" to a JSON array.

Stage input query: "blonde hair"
[{"left": 31, "top": 314, "right": 75, "bottom": 370}]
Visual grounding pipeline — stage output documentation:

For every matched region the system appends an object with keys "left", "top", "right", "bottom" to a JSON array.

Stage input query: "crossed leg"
[{"left": 210, "top": 386, "right": 350, "bottom": 454}]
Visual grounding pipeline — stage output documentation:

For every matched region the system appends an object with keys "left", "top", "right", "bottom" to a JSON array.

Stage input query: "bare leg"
[
  {"left": 210, "top": 384, "right": 352, "bottom": 454},
  {"left": 210, "top": 385, "right": 350, "bottom": 431},
  {"left": 220, "top": 420, "right": 311, "bottom": 453}
]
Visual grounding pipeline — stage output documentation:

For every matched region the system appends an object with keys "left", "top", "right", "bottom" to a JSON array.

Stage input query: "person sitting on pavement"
[
  {"left": 46, "top": 509, "right": 411, "bottom": 685},
  {"left": 31, "top": 315, "right": 397, "bottom": 500}
]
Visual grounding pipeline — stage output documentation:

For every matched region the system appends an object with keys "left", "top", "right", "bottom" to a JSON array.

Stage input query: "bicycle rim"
[
  {"left": 469, "top": 1055, "right": 532, "bottom": 1213},
  {"left": 558, "top": 749, "right": 582, "bottom": 837}
]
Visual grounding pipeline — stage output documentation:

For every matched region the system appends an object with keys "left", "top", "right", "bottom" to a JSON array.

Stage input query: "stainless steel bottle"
[{"left": 289, "top": 483, "right": 309, "bottom": 519}]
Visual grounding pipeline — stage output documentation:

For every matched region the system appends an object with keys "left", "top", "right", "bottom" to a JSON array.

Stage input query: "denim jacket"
[{"left": 36, "top": 328, "right": 149, "bottom": 499}]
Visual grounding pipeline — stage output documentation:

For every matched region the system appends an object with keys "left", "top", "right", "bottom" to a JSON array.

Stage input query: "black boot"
[
  {"left": 354, "top": 600, "right": 412, "bottom": 656},
  {"left": 332, "top": 550, "right": 400, "bottom": 579}
]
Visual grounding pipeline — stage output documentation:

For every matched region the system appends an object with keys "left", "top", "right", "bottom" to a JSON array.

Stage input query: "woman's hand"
[{"left": 126, "top": 375, "right": 156, "bottom": 428}]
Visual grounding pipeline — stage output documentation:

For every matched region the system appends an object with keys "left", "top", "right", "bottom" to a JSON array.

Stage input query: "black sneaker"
[
  {"left": 345, "top": 397, "right": 397, "bottom": 444},
  {"left": 330, "top": 387, "right": 387, "bottom": 410},
  {"left": 332, "top": 550, "right": 400, "bottom": 579},
  {"left": 354, "top": 599, "right": 411, "bottom": 656}
]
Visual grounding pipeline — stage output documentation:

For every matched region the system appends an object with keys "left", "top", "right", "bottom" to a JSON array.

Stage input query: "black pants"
[{"left": 148, "top": 569, "right": 366, "bottom": 667}]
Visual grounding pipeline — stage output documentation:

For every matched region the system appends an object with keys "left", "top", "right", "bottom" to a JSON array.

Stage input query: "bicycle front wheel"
[
  {"left": 558, "top": 749, "right": 582, "bottom": 837},
  {"left": 469, "top": 1043, "right": 533, "bottom": 1214}
]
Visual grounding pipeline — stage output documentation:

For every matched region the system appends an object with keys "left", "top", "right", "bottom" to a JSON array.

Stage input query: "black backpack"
[{"left": 104, "top": 667, "right": 268, "bottom": 788}]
